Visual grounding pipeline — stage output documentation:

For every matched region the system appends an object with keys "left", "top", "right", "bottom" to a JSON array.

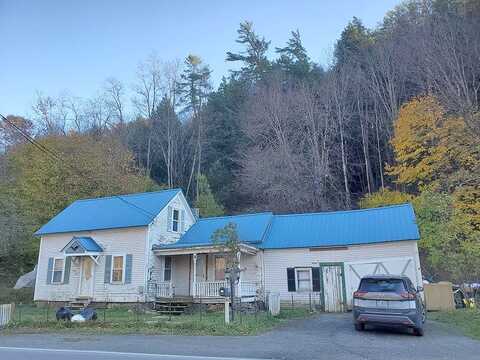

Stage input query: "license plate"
[{"left": 376, "top": 300, "right": 389, "bottom": 308}]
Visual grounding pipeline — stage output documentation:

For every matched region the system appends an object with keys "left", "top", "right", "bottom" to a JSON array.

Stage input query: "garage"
[{"left": 261, "top": 204, "right": 422, "bottom": 312}]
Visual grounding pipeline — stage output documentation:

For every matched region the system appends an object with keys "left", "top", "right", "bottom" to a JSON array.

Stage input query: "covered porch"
[{"left": 150, "top": 244, "right": 260, "bottom": 302}]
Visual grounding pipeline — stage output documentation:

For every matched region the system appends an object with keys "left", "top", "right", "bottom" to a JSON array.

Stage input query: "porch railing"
[
  {"left": 148, "top": 281, "right": 173, "bottom": 298},
  {"left": 240, "top": 281, "right": 257, "bottom": 297},
  {"left": 194, "top": 280, "right": 258, "bottom": 298},
  {"left": 194, "top": 280, "right": 227, "bottom": 298}
]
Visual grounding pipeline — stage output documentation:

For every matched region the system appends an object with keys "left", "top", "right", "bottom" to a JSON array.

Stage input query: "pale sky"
[{"left": 0, "top": 0, "right": 402, "bottom": 117}]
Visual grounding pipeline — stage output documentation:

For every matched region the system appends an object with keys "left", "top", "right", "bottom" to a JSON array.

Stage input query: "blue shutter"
[
  {"left": 167, "top": 206, "right": 173, "bottom": 231},
  {"left": 287, "top": 268, "right": 296, "bottom": 292},
  {"left": 180, "top": 209, "right": 185, "bottom": 232},
  {"left": 125, "top": 254, "right": 133, "bottom": 284},
  {"left": 312, "top": 267, "right": 321, "bottom": 292},
  {"left": 46, "top": 257, "right": 54, "bottom": 285},
  {"left": 63, "top": 257, "right": 72, "bottom": 284},
  {"left": 104, "top": 255, "right": 112, "bottom": 283}
]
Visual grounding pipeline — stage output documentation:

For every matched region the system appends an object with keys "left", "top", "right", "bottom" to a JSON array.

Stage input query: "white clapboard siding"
[
  {"left": 263, "top": 240, "right": 422, "bottom": 306},
  {"left": 34, "top": 227, "right": 148, "bottom": 303},
  {"left": 0, "top": 304, "right": 14, "bottom": 327}
]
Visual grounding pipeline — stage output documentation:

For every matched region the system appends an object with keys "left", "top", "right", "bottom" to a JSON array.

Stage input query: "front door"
[
  {"left": 321, "top": 264, "right": 346, "bottom": 312},
  {"left": 79, "top": 257, "right": 94, "bottom": 298}
]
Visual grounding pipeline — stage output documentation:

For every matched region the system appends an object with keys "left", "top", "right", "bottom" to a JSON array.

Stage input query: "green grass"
[
  {"left": 3, "top": 304, "right": 313, "bottom": 336},
  {"left": 429, "top": 309, "right": 480, "bottom": 340}
]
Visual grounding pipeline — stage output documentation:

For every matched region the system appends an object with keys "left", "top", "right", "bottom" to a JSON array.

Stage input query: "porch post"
[
  {"left": 192, "top": 253, "right": 197, "bottom": 298},
  {"left": 237, "top": 251, "right": 242, "bottom": 298}
]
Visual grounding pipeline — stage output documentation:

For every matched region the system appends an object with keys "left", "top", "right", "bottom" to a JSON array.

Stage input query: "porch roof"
[{"left": 61, "top": 236, "right": 103, "bottom": 254}]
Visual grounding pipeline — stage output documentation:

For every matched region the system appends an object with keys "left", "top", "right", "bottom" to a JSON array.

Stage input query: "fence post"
[
  {"left": 309, "top": 293, "right": 312, "bottom": 312},
  {"left": 224, "top": 299, "right": 230, "bottom": 324},
  {"left": 291, "top": 294, "right": 294, "bottom": 310},
  {"left": 45, "top": 302, "right": 49, "bottom": 323}
]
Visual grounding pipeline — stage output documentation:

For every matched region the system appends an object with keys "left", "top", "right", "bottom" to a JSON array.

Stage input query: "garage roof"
[
  {"left": 35, "top": 189, "right": 181, "bottom": 236},
  {"left": 260, "top": 203, "right": 420, "bottom": 249}
]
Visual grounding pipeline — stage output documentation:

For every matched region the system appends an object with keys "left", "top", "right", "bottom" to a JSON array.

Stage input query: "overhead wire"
[{"left": 0, "top": 112, "right": 157, "bottom": 220}]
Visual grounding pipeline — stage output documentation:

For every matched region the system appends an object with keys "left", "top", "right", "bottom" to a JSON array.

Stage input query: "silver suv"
[{"left": 353, "top": 275, "right": 426, "bottom": 336}]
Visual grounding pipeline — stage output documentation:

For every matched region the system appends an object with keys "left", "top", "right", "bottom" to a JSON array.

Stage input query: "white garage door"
[{"left": 345, "top": 257, "right": 418, "bottom": 307}]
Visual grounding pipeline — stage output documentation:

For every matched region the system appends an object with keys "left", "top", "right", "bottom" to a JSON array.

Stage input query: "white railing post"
[
  {"left": 192, "top": 253, "right": 197, "bottom": 298},
  {"left": 237, "top": 251, "right": 242, "bottom": 298}
]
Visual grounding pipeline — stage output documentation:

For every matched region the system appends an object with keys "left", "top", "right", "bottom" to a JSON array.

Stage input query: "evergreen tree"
[
  {"left": 275, "top": 29, "right": 312, "bottom": 78},
  {"left": 226, "top": 21, "right": 271, "bottom": 80},
  {"left": 177, "top": 54, "right": 212, "bottom": 116},
  {"left": 177, "top": 54, "right": 212, "bottom": 201},
  {"left": 194, "top": 174, "right": 224, "bottom": 217}
]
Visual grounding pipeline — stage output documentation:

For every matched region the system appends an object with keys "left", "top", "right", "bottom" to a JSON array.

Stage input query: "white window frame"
[
  {"left": 295, "top": 267, "right": 312, "bottom": 292},
  {"left": 110, "top": 254, "right": 126, "bottom": 284},
  {"left": 171, "top": 208, "right": 180, "bottom": 232},
  {"left": 51, "top": 257, "right": 65, "bottom": 284}
]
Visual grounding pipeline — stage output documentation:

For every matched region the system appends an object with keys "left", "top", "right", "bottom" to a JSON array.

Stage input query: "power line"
[
  {"left": 0, "top": 113, "right": 61, "bottom": 161},
  {"left": 0, "top": 112, "right": 157, "bottom": 219}
]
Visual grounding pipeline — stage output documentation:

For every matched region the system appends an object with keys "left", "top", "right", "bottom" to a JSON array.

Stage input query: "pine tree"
[
  {"left": 275, "top": 29, "right": 312, "bottom": 78},
  {"left": 194, "top": 174, "right": 224, "bottom": 217},
  {"left": 226, "top": 21, "right": 271, "bottom": 80}
]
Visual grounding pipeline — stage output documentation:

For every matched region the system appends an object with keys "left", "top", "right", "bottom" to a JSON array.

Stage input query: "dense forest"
[{"left": 1, "top": 0, "right": 479, "bottom": 285}]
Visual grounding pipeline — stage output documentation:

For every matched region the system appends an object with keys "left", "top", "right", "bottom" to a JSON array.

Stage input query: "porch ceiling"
[{"left": 152, "top": 243, "right": 258, "bottom": 256}]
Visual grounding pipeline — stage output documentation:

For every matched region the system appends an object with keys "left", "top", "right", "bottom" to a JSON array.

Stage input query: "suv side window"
[{"left": 405, "top": 278, "right": 415, "bottom": 293}]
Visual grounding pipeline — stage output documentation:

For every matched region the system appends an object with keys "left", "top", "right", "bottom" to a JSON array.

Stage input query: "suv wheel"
[
  {"left": 413, "top": 326, "right": 424, "bottom": 336},
  {"left": 355, "top": 322, "right": 364, "bottom": 331}
]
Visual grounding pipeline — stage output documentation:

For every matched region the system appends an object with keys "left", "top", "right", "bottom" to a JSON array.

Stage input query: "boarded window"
[
  {"left": 164, "top": 256, "right": 172, "bottom": 281},
  {"left": 172, "top": 209, "right": 179, "bottom": 232},
  {"left": 296, "top": 268, "right": 311, "bottom": 291},
  {"left": 112, "top": 255, "right": 124, "bottom": 283},
  {"left": 52, "top": 258, "right": 64, "bottom": 283},
  {"left": 215, "top": 257, "right": 225, "bottom": 281}
]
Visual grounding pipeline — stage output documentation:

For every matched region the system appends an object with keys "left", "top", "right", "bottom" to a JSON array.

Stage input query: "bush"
[{"left": 0, "top": 287, "right": 34, "bottom": 304}]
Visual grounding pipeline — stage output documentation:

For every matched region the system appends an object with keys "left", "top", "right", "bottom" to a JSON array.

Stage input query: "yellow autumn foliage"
[{"left": 387, "top": 95, "right": 478, "bottom": 189}]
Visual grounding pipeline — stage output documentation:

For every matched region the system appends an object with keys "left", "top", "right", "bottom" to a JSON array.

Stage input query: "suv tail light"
[
  {"left": 353, "top": 291, "right": 367, "bottom": 298},
  {"left": 400, "top": 291, "right": 416, "bottom": 299}
]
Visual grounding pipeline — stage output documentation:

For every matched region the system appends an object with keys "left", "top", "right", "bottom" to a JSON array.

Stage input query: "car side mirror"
[{"left": 417, "top": 286, "right": 424, "bottom": 292}]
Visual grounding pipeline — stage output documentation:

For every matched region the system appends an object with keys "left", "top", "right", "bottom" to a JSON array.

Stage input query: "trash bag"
[
  {"left": 71, "top": 314, "right": 85, "bottom": 322},
  {"left": 56, "top": 307, "right": 73, "bottom": 321},
  {"left": 80, "top": 307, "right": 97, "bottom": 321}
]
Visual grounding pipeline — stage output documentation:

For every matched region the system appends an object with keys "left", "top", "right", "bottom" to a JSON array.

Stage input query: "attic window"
[{"left": 172, "top": 209, "right": 179, "bottom": 232}]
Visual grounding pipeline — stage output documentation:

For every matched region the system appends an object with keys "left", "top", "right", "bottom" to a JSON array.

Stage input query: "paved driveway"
[{"left": 1, "top": 313, "right": 479, "bottom": 360}]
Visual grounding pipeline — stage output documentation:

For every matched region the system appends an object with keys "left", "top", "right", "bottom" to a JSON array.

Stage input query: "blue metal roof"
[
  {"left": 157, "top": 212, "right": 274, "bottom": 249},
  {"left": 74, "top": 236, "right": 103, "bottom": 252},
  {"left": 260, "top": 203, "right": 420, "bottom": 249},
  {"left": 35, "top": 189, "right": 181, "bottom": 236},
  {"left": 155, "top": 204, "right": 419, "bottom": 251}
]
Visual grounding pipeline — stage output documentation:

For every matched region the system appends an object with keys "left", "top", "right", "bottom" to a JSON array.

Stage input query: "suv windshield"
[{"left": 359, "top": 278, "right": 406, "bottom": 293}]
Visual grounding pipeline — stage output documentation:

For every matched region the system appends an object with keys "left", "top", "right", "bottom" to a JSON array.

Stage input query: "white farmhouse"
[{"left": 34, "top": 189, "right": 422, "bottom": 311}]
